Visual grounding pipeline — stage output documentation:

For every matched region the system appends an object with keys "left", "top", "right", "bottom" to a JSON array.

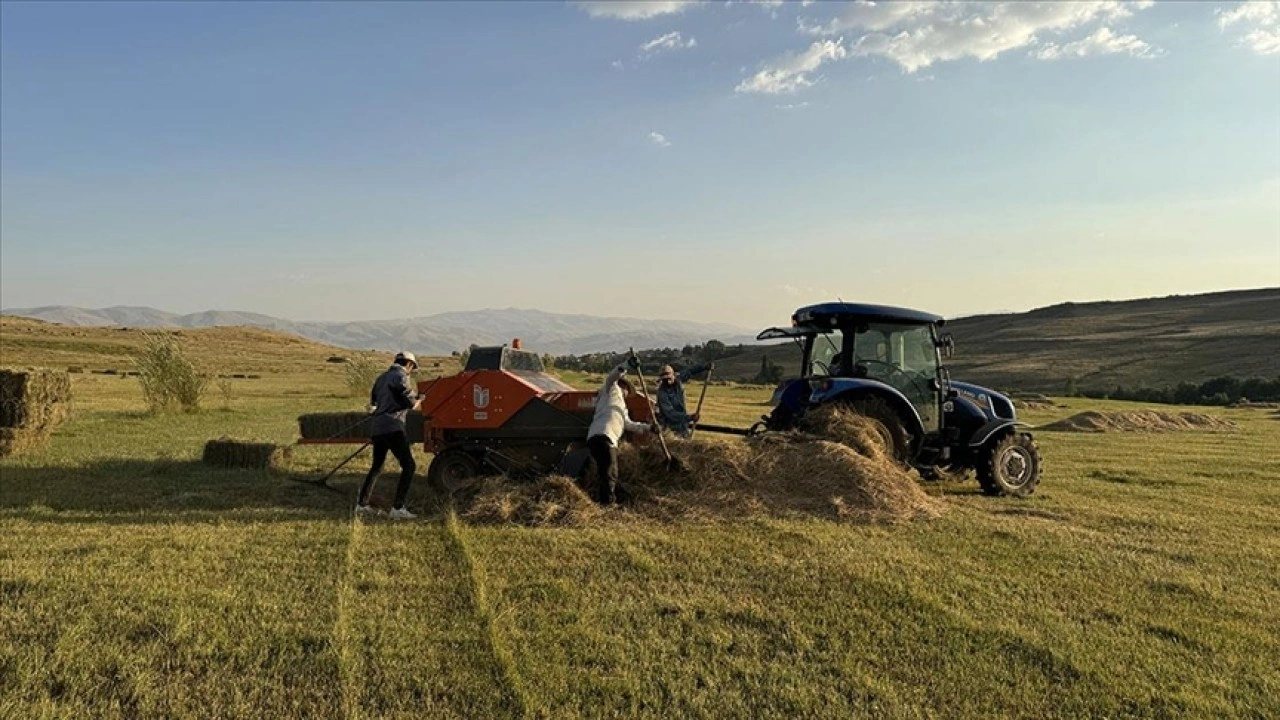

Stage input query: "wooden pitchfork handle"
[
  {"left": 628, "top": 348, "right": 673, "bottom": 464},
  {"left": 689, "top": 365, "right": 713, "bottom": 439}
]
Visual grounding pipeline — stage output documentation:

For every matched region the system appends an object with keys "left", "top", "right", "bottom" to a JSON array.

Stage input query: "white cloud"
[
  {"left": 574, "top": 1, "right": 697, "bottom": 20},
  {"left": 735, "top": 38, "right": 849, "bottom": 94},
  {"left": 640, "top": 31, "right": 698, "bottom": 55},
  {"left": 1034, "top": 26, "right": 1157, "bottom": 59},
  {"left": 649, "top": 131, "right": 672, "bottom": 147},
  {"left": 611, "top": 59, "right": 625, "bottom": 69},
  {"left": 775, "top": 101, "right": 811, "bottom": 109},
  {"left": 796, "top": 1, "right": 1158, "bottom": 73},
  {"left": 1217, "top": 1, "right": 1280, "bottom": 55}
]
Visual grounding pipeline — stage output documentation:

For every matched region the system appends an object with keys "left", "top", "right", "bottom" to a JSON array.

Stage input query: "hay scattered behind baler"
[
  {"left": 0, "top": 367, "right": 72, "bottom": 457},
  {"left": 202, "top": 437, "right": 291, "bottom": 470},
  {"left": 459, "top": 406, "right": 943, "bottom": 527}
]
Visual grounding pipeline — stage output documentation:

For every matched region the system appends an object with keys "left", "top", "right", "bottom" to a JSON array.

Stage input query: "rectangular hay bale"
[
  {"left": 297, "top": 411, "right": 424, "bottom": 443},
  {"left": 0, "top": 368, "right": 72, "bottom": 430},
  {"left": 0, "top": 427, "right": 49, "bottom": 457},
  {"left": 201, "top": 438, "right": 291, "bottom": 470}
]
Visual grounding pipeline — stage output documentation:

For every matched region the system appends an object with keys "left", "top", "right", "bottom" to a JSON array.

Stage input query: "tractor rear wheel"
[
  {"left": 977, "top": 432, "right": 1042, "bottom": 497},
  {"left": 427, "top": 448, "right": 482, "bottom": 495},
  {"left": 845, "top": 396, "right": 911, "bottom": 464}
]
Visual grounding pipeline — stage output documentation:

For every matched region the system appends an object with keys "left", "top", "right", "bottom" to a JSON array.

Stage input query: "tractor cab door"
[{"left": 850, "top": 323, "right": 942, "bottom": 432}]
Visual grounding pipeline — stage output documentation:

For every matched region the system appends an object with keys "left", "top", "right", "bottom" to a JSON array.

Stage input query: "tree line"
[{"left": 1075, "top": 376, "right": 1280, "bottom": 406}]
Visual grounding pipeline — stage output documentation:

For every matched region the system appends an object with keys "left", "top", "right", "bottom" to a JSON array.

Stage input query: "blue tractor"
[{"left": 755, "top": 302, "right": 1042, "bottom": 496}]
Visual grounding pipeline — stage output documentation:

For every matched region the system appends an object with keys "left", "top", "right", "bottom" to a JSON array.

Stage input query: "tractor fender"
[
  {"left": 813, "top": 379, "right": 926, "bottom": 442},
  {"left": 968, "top": 419, "right": 1030, "bottom": 448}
]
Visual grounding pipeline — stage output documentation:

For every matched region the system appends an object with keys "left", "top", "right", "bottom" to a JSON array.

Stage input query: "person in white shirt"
[{"left": 586, "top": 362, "right": 652, "bottom": 504}]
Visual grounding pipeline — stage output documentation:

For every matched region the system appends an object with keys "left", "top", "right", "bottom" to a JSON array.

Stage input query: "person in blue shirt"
[{"left": 655, "top": 362, "right": 713, "bottom": 438}]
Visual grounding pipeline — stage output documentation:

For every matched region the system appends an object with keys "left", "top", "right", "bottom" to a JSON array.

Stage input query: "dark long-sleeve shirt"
[
  {"left": 369, "top": 364, "right": 418, "bottom": 436},
  {"left": 655, "top": 364, "right": 708, "bottom": 436}
]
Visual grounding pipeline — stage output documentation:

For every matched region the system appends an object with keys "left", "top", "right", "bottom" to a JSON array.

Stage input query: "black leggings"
[
  {"left": 358, "top": 431, "right": 417, "bottom": 508},
  {"left": 587, "top": 434, "right": 618, "bottom": 504}
]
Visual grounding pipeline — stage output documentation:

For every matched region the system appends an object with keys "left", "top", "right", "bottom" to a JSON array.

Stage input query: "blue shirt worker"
[{"left": 655, "top": 362, "right": 713, "bottom": 438}]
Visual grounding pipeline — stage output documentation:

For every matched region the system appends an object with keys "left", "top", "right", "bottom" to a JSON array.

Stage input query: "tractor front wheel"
[
  {"left": 977, "top": 432, "right": 1042, "bottom": 497},
  {"left": 427, "top": 448, "right": 482, "bottom": 495}
]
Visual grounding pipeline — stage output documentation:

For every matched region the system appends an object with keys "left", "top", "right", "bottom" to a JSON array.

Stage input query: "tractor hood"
[{"left": 950, "top": 382, "right": 1016, "bottom": 421}]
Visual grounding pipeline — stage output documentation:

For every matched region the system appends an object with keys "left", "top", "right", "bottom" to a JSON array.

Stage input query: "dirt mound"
[
  {"left": 457, "top": 407, "right": 942, "bottom": 527},
  {"left": 1040, "top": 410, "right": 1237, "bottom": 433}
]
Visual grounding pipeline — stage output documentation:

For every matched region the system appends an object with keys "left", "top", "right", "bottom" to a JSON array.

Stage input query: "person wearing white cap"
[{"left": 357, "top": 351, "right": 421, "bottom": 519}]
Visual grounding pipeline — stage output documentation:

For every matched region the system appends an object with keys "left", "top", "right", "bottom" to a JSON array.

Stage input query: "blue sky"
[{"left": 2, "top": 0, "right": 1277, "bottom": 328}]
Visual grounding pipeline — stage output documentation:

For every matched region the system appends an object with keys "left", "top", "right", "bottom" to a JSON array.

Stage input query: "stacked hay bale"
[
  {"left": 201, "top": 437, "right": 291, "bottom": 469},
  {"left": 298, "top": 411, "right": 425, "bottom": 443},
  {"left": 0, "top": 367, "right": 72, "bottom": 457}
]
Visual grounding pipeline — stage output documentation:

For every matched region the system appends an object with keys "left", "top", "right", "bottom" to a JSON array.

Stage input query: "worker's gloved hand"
[
  {"left": 691, "top": 413, "right": 700, "bottom": 423},
  {"left": 626, "top": 355, "right": 641, "bottom": 371}
]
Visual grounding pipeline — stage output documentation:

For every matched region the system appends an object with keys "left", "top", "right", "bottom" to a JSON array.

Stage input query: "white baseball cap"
[{"left": 395, "top": 351, "right": 417, "bottom": 365}]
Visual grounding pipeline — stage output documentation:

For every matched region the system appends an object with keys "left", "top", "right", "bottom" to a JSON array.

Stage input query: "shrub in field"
[
  {"left": 136, "top": 332, "right": 209, "bottom": 412},
  {"left": 343, "top": 354, "right": 383, "bottom": 398}
]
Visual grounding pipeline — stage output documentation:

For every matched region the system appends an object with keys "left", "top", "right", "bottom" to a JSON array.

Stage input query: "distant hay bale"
[
  {"left": 1040, "top": 410, "right": 1238, "bottom": 433},
  {"left": 457, "top": 406, "right": 942, "bottom": 528},
  {"left": 326, "top": 356, "right": 349, "bottom": 364},
  {"left": 0, "top": 367, "right": 72, "bottom": 457},
  {"left": 297, "top": 412, "right": 425, "bottom": 443},
  {"left": 201, "top": 438, "right": 291, "bottom": 469}
]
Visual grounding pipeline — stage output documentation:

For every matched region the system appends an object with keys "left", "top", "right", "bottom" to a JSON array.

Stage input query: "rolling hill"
[{"left": 708, "top": 288, "right": 1280, "bottom": 393}]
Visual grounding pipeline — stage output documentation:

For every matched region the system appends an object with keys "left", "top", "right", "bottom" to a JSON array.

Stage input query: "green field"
[{"left": 2, "top": 322, "right": 1278, "bottom": 718}]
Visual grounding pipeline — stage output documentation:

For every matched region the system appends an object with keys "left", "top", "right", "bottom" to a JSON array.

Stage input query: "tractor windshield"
[{"left": 852, "top": 323, "right": 940, "bottom": 430}]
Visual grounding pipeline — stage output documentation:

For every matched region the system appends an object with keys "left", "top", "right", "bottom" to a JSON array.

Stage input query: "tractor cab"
[{"left": 757, "top": 302, "right": 1042, "bottom": 496}]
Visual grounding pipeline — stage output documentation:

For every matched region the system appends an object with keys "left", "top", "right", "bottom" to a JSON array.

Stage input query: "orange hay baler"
[{"left": 416, "top": 343, "right": 653, "bottom": 490}]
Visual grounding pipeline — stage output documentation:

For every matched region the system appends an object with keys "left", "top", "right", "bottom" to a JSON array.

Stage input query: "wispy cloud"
[
  {"left": 1217, "top": 1, "right": 1280, "bottom": 55},
  {"left": 793, "top": 1, "right": 1158, "bottom": 74},
  {"left": 775, "top": 101, "right": 811, "bottom": 110},
  {"left": 735, "top": 38, "right": 849, "bottom": 94},
  {"left": 1034, "top": 26, "right": 1158, "bottom": 60},
  {"left": 574, "top": 1, "right": 696, "bottom": 20},
  {"left": 649, "top": 131, "right": 672, "bottom": 147},
  {"left": 640, "top": 30, "right": 698, "bottom": 56}
]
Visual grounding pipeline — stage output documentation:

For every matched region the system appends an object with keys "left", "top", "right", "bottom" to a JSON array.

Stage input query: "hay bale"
[
  {"left": 201, "top": 438, "right": 291, "bottom": 469},
  {"left": 298, "top": 412, "right": 425, "bottom": 443},
  {"left": 0, "top": 428, "right": 45, "bottom": 457},
  {"left": 462, "top": 475, "right": 604, "bottom": 527},
  {"left": 0, "top": 368, "right": 71, "bottom": 430}
]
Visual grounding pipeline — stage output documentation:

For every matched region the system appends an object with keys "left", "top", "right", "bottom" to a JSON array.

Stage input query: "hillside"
[
  {"left": 1, "top": 305, "right": 756, "bottom": 356},
  {"left": 0, "top": 315, "right": 459, "bottom": 376},
  {"left": 703, "top": 288, "right": 1280, "bottom": 393}
]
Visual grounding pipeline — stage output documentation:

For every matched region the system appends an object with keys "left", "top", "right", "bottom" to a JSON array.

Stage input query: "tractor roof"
[{"left": 793, "top": 302, "right": 943, "bottom": 327}]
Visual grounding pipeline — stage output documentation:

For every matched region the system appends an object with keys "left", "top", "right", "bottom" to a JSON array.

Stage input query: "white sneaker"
[
  {"left": 388, "top": 507, "right": 417, "bottom": 520},
  {"left": 355, "top": 504, "right": 374, "bottom": 515}
]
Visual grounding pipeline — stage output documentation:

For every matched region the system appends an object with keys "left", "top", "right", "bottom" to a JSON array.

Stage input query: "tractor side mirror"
[{"left": 936, "top": 333, "right": 955, "bottom": 359}]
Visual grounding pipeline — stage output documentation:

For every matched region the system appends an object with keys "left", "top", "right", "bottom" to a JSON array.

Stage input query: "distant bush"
[
  {"left": 136, "top": 332, "right": 208, "bottom": 413},
  {"left": 1081, "top": 376, "right": 1280, "bottom": 406},
  {"left": 344, "top": 354, "right": 383, "bottom": 398}
]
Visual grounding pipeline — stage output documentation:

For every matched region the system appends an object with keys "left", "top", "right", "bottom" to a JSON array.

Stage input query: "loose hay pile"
[
  {"left": 1040, "top": 410, "right": 1237, "bottom": 433},
  {"left": 202, "top": 438, "right": 291, "bottom": 469},
  {"left": 0, "top": 367, "right": 72, "bottom": 456},
  {"left": 458, "top": 406, "right": 942, "bottom": 527},
  {"left": 297, "top": 412, "right": 425, "bottom": 442}
]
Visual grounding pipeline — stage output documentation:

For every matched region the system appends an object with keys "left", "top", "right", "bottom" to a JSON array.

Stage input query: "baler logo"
[{"left": 473, "top": 384, "right": 490, "bottom": 409}]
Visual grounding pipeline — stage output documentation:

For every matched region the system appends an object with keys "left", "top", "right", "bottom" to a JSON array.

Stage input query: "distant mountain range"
[{"left": 0, "top": 305, "right": 758, "bottom": 356}]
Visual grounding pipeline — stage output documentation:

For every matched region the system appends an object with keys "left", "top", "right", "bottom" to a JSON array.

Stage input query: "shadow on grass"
[{"left": 0, "top": 459, "right": 376, "bottom": 522}]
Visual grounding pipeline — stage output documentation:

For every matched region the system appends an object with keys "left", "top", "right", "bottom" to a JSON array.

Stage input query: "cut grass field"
[{"left": 2, "top": 324, "right": 1278, "bottom": 718}]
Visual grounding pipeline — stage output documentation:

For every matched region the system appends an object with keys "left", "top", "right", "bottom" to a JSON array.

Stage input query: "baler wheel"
[{"left": 427, "top": 448, "right": 482, "bottom": 495}]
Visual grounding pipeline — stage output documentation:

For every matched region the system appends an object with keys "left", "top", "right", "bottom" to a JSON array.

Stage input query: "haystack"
[
  {"left": 1040, "top": 410, "right": 1237, "bottom": 433},
  {"left": 297, "top": 411, "right": 425, "bottom": 442},
  {"left": 201, "top": 438, "right": 291, "bottom": 469},
  {"left": 457, "top": 406, "right": 941, "bottom": 528},
  {"left": 0, "top": 367, "right": 72, "bottom": 456}
]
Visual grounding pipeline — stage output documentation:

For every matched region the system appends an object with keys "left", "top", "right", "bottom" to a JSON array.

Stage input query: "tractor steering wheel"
[{"left": 858, "top": 360, "right": 928, "bottom": 399}]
